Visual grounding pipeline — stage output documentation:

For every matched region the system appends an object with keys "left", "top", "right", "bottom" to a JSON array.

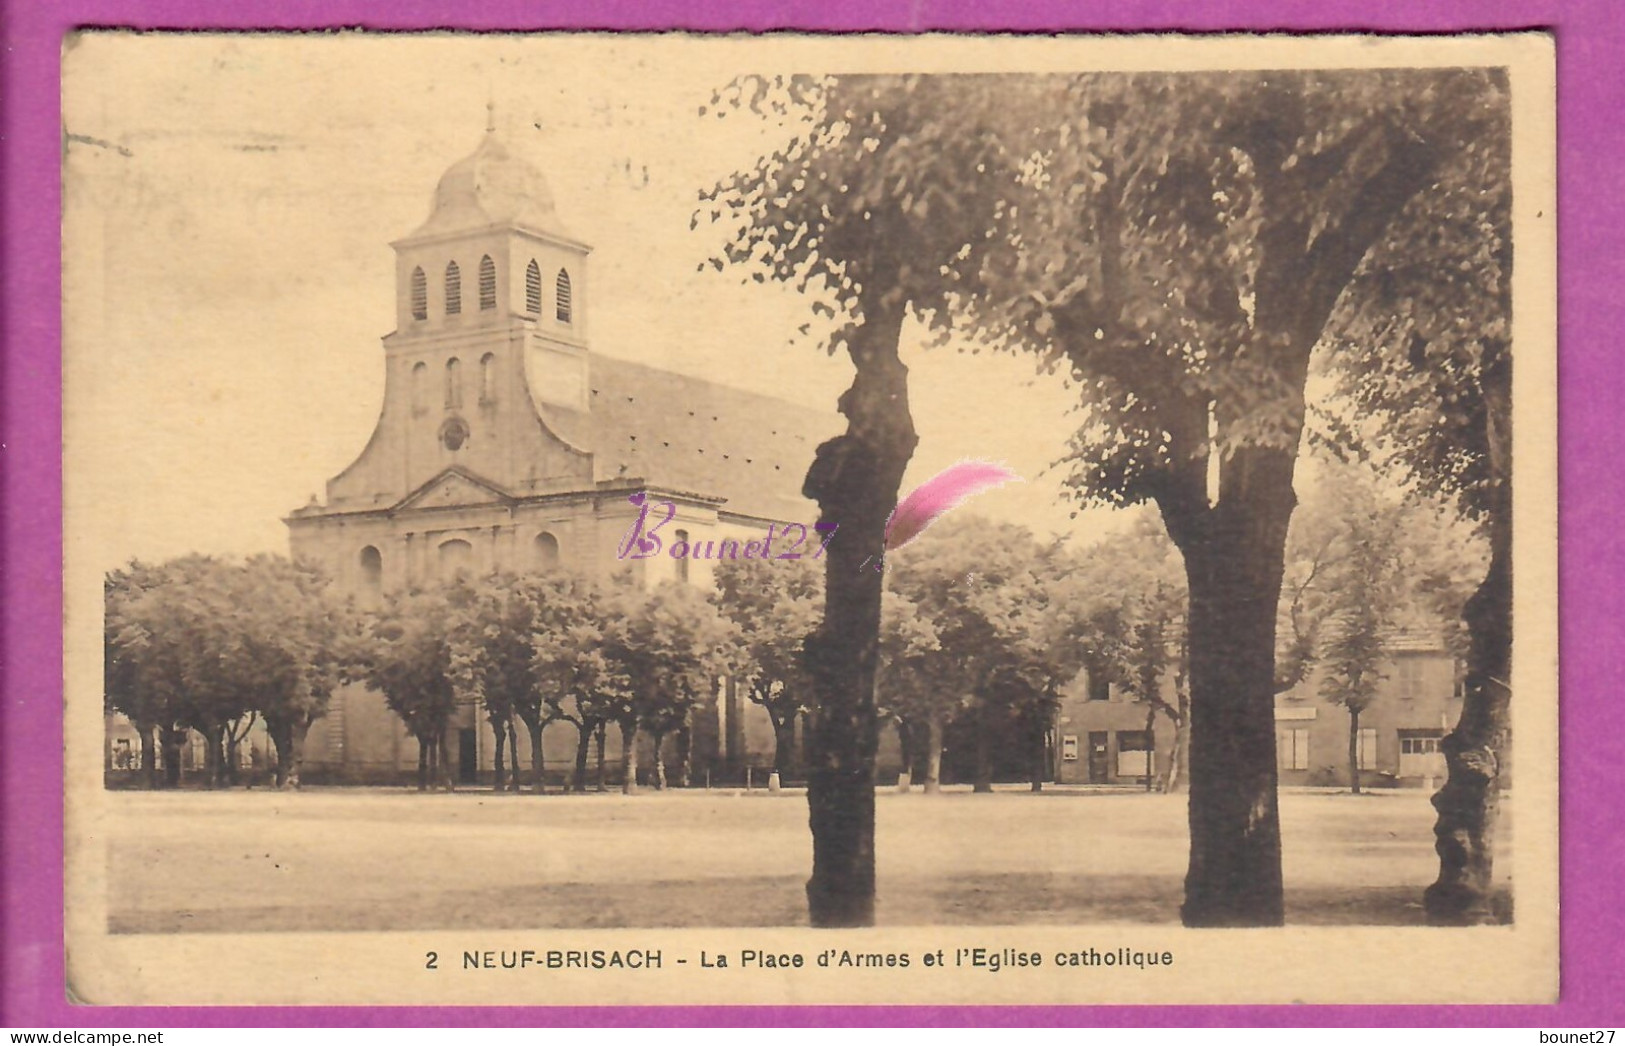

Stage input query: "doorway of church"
[{"left": 458, "top": 729, "right": 478, "bottom": 785}]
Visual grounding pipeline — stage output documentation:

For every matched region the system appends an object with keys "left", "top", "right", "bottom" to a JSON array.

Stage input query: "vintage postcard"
[{"left": 61, "top": 30, "right": 1557, "bottom": 1007}]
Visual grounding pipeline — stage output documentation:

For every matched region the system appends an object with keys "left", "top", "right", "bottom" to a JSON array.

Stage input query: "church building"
[{"left": 283, "top": 123, "right": 838, "bottom": 785}]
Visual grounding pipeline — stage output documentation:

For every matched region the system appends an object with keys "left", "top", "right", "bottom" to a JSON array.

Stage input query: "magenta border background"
[{"left": 3, "top": 0, "right": 1620, "bottom": 1028}]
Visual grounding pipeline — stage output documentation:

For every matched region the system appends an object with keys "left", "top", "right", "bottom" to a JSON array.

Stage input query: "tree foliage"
[
  {"left": 712, "top": 555, "right": 823, "bottom": 776},
  {"left": 612, "top": 579, "right": 736, "bottom": 793},
  {"left": 886, "top": 515, "right": 1084, "bottom": 793},
  {"left": 104, "top": 554, "right": 357, "bottom": 789},
  {"left": 361, "top": 584, "right": 468, "bottom": 791}
]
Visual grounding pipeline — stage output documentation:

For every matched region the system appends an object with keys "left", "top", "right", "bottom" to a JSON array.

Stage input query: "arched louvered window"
[
  {"left": 478, "top": 255, "right": 496, "bottom": 311},
  {"left": 445, "top": 357, "right": 462, "bottom": 409},
  {"left": 479, "top": 353, "right": 496, "bottom": 404},
  {"left": 411, "top": 361, "right": 427, "bottom": 412},
  {"left": 534, "top": 532, "right": 560, "bottom": 571},
  {"left": 555, "top": 268, "right": 572, "bottom": 324},
  {"left": 359, "top": 546, "right": 382, "bottom": 595},
  {"left": 444, "top": 261, "right": 461, "bottom": 315},
  {"left": 525, "top": 260, "right": 542, "bottom": 314},
  {"left": 409, "top": 267, "right": 427, "bottom": 321},
  {"left": 674, "top": 528, "right": 689, "bottom": 583}
]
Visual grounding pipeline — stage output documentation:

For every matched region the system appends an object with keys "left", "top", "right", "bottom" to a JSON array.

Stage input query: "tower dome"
[{"left": 408, "top": 129, "right": 570, "bottom": 239}]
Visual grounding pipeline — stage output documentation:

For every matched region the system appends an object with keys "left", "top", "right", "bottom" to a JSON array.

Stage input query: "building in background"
[{"left": 1055, "top": 632, "right": 1462, "bottom": 789}]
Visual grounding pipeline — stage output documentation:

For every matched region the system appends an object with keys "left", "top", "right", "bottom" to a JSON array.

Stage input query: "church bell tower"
[{"left": 380, "top": 115, "right": 593, "bottom": 497}]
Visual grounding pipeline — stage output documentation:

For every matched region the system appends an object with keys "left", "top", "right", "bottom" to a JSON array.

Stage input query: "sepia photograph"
[{"left": 59, "top": 30, "right": 1557, "bottom": 1007}]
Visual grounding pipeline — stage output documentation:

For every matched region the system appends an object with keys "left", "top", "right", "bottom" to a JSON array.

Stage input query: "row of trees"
[
  {"left": 703, "top": 69, "right": 1512, "bottom": 926},
  {"left": 105, "top": 555, "right": 349, "bottom": 789},
  {"left": 106, "top": 451, "right": 1477, "bottom": 800}
]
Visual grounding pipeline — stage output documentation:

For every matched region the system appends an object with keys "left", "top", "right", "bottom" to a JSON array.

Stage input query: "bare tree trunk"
[
  {"left": 572, "top": 720, "right": 592, "bottom": 793},
  {"left": 924, "top": 712, "right": 944, "bottom": 795},
  {"left": 161, "top": 726, "right": 185, "bottom": 787},
  {"left": 619, "top": 717, "right": 640, "bottom": 795},
  {"left": 675, "top": 720, "right": 692, "bottom": 788},
  {"left": 651, "top": 729, "right": 668, "bottom": 791},
  {"left": 801, "top": 293, "right": 912, "bottom": 928},
  {"left": 140, "top": 725, "right": 159, "bottom": 790},
  {"left": 595, "top": 721, "right": 608, "bottom": 792},
  {"left": 438, "top": 730, "right": 455, "bottom": 792},
  {"left": 1145, "top": 704, "right": 1158, "bottom": 793},
  {"left": 1425, "top": 341, "right": 1511, "bottom": 925},
  {"left": 508, "top": 719, "right": 523, "bottom": 792},
  {"left": 973, "top": 702, "right": 994, "bottom": 794},
  {"left": 1426, "top": 480, "right": 1511, "bottom": 921},
  {"left": 201, "top": 722, "right": 225, "bottom": 789},
  {"left": 771, "top": 710, "right": 799, "bottom": 779},
  {"left": 1031, "top": 710, "right": 1049, "bottom": 794},
  {"left": 491, "top": 717, "right": 508, "bottom": 793},
  {"left": 895, "top": 719, "right": 916, "bottom": 791},
  {"left": 268, "top": 718, "right": 310, "bottom": 790},
  {"left": 417, "top": 736, "right": 429, "bottom": 791},
  {"left": 522, "top": 718, "right": 545, "bottom": 795},
  {"left": 1169, "top": 445, "right": 1295, "bottom": 928},
  {"left": 1349, "top": 707, "right": 1363, "bottom": 795}
]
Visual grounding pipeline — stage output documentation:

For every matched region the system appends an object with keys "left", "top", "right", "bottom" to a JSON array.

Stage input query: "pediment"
[{"left": 394, "top": 468, "right": 514, "bottom": 512}]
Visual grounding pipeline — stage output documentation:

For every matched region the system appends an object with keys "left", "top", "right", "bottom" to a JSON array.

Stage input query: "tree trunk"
[
  {"left": 435, "top": 730, "right": 455, "bottom": 789},
  {"left": 224, "top": 734, "right": 242, "bottom": 787},
  {"left": 416, "top": 735, "right": 429, "bottom": 791},
  {"left": 800, "top": 294, "right": 913, "bottom": 928},
  {"left": 508, "top": 719, "right": 523, "bottom": 792},
  {"left": 203, "top": 722, "right": 227, "bottom": 789},
  {"left": 528, "top": 718, "right": 546, "bottom": 795},
  {"left": 595, "top": 721, "right": 608, "bottom": 792},
  {"left": 1425, "top": 489, "right": 1512, "bottom": 924},
  {"left": 1145, "top": 704, "right": 1158, "bottom": 793},
  {"left": 771, "top": 711, "right": 798, "bottom": 779},
  {"left": 268, "top": 718, "right": 309, "bottom": 790},
  {"left": 895, "top": 719, "right": 916, "bottom": 790},
  {"left": 572, "top": 720, "right": 593, "bottom": 793},
  {"left": 973, "top": 703, "right": 994, "bottom": 794},
  {"left": 675, "top": 721, "right": 692, "bottom": 788},
  {"left": 139, "top": 726, "right": 159, "bottom": 790},
  {"left": 651, "top": 729, "right": 668, "bottom": 791},
  {"left": 1349, "top": 707, "right": 1362, "bottom": 795},
  {"left": 1171, "top": 446, "right": 1295, "bottom": 928},
  {"left": 492, "top": 717, "right": 508, "bottom": 793},
  {"left": 162, "top": 726, "right": 185, "bottom": 787},
  {"left": 924, "top": 712, "right": 944, "bottom": 795},
  {"left": 620, "top": 718, "right": 640, "bottom": 795},
  {"left": 1163, "top": 690, "right": 1190, "bottom": 794},
  {"left": 1032, "top": 711, "right": 1050, "bottom": 794}
]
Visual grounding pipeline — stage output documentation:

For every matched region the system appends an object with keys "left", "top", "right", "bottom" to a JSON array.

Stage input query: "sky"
[{"left": 62, "top": 33, "right": 1133, "bottom": 576}]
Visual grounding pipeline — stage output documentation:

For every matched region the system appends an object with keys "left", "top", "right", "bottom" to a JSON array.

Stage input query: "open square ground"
[{"left": 104, "top": 787, "right": 1513, "bottom": 933}]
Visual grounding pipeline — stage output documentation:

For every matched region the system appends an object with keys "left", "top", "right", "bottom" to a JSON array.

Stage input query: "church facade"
[{"left": 283, "top": 125, "right": 839, "bottom": 785}]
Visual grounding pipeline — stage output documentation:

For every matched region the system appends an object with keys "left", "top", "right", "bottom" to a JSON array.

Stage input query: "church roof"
[
  {"left": 407, "top": 130, "right": 573, "bottom": 241},
  {"left": 585, "top": 355, "right": 841, "bottom": 522}
]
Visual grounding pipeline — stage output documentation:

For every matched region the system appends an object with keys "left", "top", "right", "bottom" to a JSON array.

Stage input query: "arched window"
[
  {"left": 534, "top": 532, "right": 560, "bottom": 571},
  {"left": 555, "top": 268, "right": 572, "bottom": 324},
  {"left": 410, "top": 267, "right": 427, "bottom": 321},
  {"left": 438, "top": 538, "right": 473, "bottom": 581},
  {"left": 674, "top": 528, "right": 689, "bottom": 583},
  {"left": 445, "top": 357, "right": 462, "bottom": 409},
  {"left": 479, "top": 353, "right": 496, "bottom": 404},
  {"left": 525, "top": 260, "right": 542, "bottom": 314},
  {"left": 478, "top": 255, "right": 496, "bottom": 311},
  {"left": 359, "top": 546, "right": 382, "bottom": 595},
  {"left": 411, "top": 361, "right": 427, "bottom": 412},
  {"left": 445, "top": 261, "right": 461, "bottom": 315}
]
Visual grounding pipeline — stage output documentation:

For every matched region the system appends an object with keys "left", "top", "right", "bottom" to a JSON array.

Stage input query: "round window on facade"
[{"left": 440, "top": 416, "right": 470, "bottom": 451}]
